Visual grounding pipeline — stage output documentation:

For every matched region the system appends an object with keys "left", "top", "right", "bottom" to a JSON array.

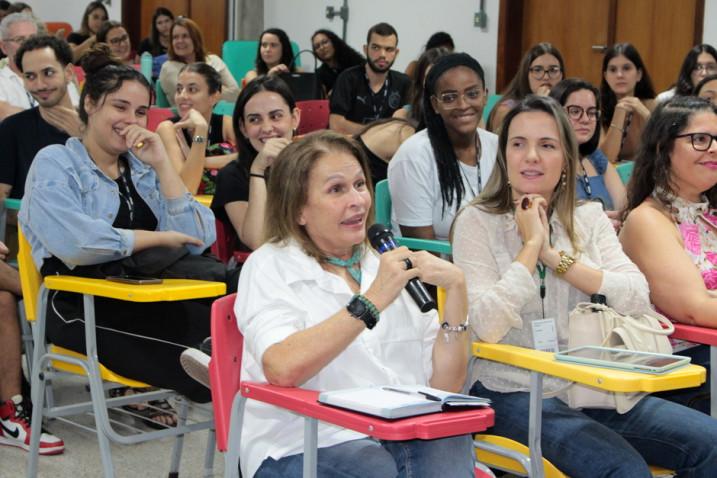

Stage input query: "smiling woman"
[
  {"left": 96, "top": 20, "right": 137, "bottom": 65},
  {"left": 18, "top": 45, "right": 218, "bottom": 410},
  {"left": 388, "top": 53, "right": 498, "bottom": 242}
]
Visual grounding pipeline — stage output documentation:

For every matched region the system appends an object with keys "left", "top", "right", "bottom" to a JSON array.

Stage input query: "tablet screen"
[{"left": 562, "top": 347, "right": 684, "bottom": 368}]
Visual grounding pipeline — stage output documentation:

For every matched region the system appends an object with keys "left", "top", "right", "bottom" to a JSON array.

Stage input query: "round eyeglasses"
[
  {"left": 565, "top": 105, "right": 600, "bottom": 121},
  {"left": 529, "top": 65, "right": 562, "bottom": 79}
]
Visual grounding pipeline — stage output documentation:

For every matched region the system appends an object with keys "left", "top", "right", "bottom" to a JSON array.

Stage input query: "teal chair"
[
  {"left": 616, "top": 161, "right": 634, "bottom": 185},
  {"left": 154, "top": 80, "right": 170, "bottom": 108},
  {"left": 222, "top": 40, "right": 302, "bottom": 85},
  {"left": 213, "top": 100, "right": 235, "bottom": 116},
  {"left": 374, "top": 180, "right": 452, "bottom": 255},
  {"left": 483, "top": 93, "right": 502, "bottom": 124}
]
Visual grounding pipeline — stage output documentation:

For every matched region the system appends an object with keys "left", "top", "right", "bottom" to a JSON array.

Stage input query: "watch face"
[{"left": 348, "top": 296, "right": 368, "bottom": 317}]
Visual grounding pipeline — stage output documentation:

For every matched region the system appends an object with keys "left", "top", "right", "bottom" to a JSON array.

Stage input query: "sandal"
[{"left": 108, "top": 387, "right": 178, "bottom": 429}]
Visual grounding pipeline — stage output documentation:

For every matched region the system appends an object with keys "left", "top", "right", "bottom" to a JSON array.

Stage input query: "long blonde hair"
[{"left": 467, "top": 95, "right": 581, "bottom": 250}]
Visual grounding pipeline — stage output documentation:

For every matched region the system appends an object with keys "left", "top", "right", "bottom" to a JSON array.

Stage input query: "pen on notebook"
[{"left": 382, "top": 387, "right": 441, "bottom": 402}]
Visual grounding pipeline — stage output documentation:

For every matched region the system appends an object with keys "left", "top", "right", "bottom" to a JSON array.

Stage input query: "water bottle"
[{"left": 140, "top": 52, "right": 152, "bottom": 82}]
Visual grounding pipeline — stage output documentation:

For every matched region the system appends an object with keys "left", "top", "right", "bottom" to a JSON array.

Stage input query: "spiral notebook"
[{"left": 318, "top": 385, "right": 491, "bottom": 419}]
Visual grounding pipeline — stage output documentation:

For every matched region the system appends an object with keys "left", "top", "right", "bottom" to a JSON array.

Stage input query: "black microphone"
[{"left": 367, "top": 224, "right": 437, "bottom": 313}]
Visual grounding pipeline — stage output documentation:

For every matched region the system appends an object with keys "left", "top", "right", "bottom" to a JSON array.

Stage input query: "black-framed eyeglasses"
[
  {"left": 529, "top": 65, "right": 562, "bottom": 79},
  {"left": 108, "top": 34, "right": 129, "bottom": 45},
  {"left": 433, "top": 88, "right": 484, "bottom": 108},
  {"left": 676, "top": 132, "right": 717, "bottom": 151},
  {"left": 565, "top": 105, "right": 599, "bottom": 121}
]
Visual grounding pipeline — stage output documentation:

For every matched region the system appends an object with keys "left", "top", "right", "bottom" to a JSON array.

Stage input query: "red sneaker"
[{"left": 0, "top": 395, "right": 64, "bottom": 455}]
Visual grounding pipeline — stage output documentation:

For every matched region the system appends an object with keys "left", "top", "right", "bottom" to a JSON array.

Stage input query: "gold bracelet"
[
  {"left": 555, "top": 250, "right": 576, "bottom": 275},
  {"left": 609, "top": 123, "right": 624, "bottom": 133}
]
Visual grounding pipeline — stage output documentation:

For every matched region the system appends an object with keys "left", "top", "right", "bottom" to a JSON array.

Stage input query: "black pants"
[{"left": 45, "top": 290, "right": 211, "bottom": 403}]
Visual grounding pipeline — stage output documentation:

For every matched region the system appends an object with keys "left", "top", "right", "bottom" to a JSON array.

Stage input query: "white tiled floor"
[{"left": 2, "top": 374, "right": 226, "bottom": 478}]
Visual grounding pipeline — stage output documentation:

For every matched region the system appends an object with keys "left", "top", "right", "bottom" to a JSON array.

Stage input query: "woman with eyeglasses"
[
  {"left": 388, "top": 53, "right": 497, "bottom": 242},
  {"left": 599, "top": 43, "right": 656, "bottom": 163},
  {"left": 487, "top": 42, "right": 564, "bottom": 133},
  {"left": 311, "top": 29, "right": 364, "bottom": 96},
  {"left": 453, "top": 94, "right": 717, "bottom": 476},
  {"left": 96, "top": 20, "right": 138, "bottom": 65},
  {"left": 550, "top": 79, "right": 626, "bottom": 227},
  {"left": 620, "top": 96, "right": 717, "bottom": 413},
  {"left": 656, "top": 44, "right": 717, "bottom": 103}
]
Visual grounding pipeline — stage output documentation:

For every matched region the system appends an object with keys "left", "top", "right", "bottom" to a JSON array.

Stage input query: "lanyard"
[
  {"left": 364, "top": 73, "right": 389, "bottom": 119},
  {"left": 536, "top": 263, "right": 546, "bottom": 319},
  {"left": 578, "top": 158, "right": 592, "bottom": 198},
  {"left": 117, "top": 163, "right": 135, "bottom": 225}
]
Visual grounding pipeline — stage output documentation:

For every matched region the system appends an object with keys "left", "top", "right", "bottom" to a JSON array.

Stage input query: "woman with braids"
[
  {"left": 388, "top": 53, "right": 497, "bottom": 241},
  {"left": 311, "top": 29, "right": 364, "bottom": 96}
]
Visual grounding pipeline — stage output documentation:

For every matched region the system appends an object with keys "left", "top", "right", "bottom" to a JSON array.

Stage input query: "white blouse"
[
  {"left": 236, "top": 240, "right": 439, "bottom": 477},
  {"left": 452, "top": 201, "right": 652, "bottom": 394}
]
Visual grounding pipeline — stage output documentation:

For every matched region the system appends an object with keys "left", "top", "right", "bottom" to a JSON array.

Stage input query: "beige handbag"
[{"left": 563, "top": 302, "right": 674, "bottom": 414}]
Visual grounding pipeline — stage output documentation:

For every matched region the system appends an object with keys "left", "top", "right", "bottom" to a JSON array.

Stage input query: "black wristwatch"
[{"left": 346, "top": 294, "right": 379, "bottom": 329}]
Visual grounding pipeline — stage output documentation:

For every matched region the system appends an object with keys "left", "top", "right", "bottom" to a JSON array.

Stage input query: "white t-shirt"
[
  {"left": 0, "top": 65, "right": 81, "bottom": 110},
  {"left": 656, "top": 88, "right": 676, "bottom": 103},
  {"left": 387, "top": 128, "right": 498, "bottom": 241},
  {"left": 0, "top": 65, "right": 36, "bottom": 109},
  {"left": 236, "top": 241, "right": 439, "bottom": 478}
]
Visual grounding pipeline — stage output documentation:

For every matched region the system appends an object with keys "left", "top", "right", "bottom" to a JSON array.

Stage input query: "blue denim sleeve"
[
  {"left": 20, "top": 151, "right": 135, "bottom": 268},
  {"left": 159, "top": 192, "right": 216, "bottom": 255}
]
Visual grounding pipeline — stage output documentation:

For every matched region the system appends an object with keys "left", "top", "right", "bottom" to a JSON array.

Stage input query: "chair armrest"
[
  {"left": 671, "top": 323, "right": 717, "bottom": 346},
  {"left": 397, "top": 237, "right": 452, "bottom": 255},
  {"left": 240, "top": 382, "right": 494, "bottom": 440},
  {"left": 44, "top": 276, "right": 226, "bottom": 302},
  {"left": 473, "top": 342, "right": 705, "bottom": 393},
  {"left": 194, "top": 195, "right": 213, "bottom": 207}
]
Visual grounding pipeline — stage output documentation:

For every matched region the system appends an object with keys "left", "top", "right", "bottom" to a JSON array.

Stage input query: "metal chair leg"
[
  {"left": 169, "top": 398, "right": 190, "bottom": 477},
  {"left": 203, "top": 428, "right": 216, "bottom": 478}
]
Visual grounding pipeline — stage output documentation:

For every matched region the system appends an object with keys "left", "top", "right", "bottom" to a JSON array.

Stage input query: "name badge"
[{"left": 532, "top": 318, "right": 558, "bottom": 353}]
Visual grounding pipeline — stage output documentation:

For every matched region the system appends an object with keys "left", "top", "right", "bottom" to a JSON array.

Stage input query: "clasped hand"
[{"left": 514, "top": 194, "right": 554, "bottom": 262}]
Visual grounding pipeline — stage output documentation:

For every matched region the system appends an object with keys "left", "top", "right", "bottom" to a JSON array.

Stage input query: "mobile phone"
[
  {"left": 555, "top": 346, "right": 690, "bottom": 374},
  {"left": 105, "top": 275, "right": 163, "bottom": 285}
]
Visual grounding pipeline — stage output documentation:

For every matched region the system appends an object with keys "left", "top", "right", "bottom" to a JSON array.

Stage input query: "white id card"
[{"left": 531, "top": 318, "right": 558, "bottom": 353}]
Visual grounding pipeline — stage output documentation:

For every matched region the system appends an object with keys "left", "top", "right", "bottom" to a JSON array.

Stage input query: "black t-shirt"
[
  {"left": 329, "top": 65, "right": 410, "bottom": 124},
  {"left": 356, "top": 136, "right": 388, "bottom": 185},
  {"left": 211, "top": 157, "right": 252, "bottom": 251},
  {"left": 67, "top": 32, "right": 90, "bottom": 45},
  {"left": 138, "top": 37, "right": 168, "bottom": 56},
  {"left": 317, "top": 63, "right": 340, "bottom": 95},
  {"left": 0, "top": 107, "right": 70, "bottom": 198}
]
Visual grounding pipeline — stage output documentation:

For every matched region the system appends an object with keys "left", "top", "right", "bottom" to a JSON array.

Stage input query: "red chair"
[
  {"left": 147, "top": 107, "right": 174, "bottom": 132},
  {"left": 209, "top": 293, "right": 496, "bottom": 478},
  {"left": 670, "top": 323, "right": 717, "bottom": 417},
  {"left": 210, "top": 219, "right": 251, "bottom": 265},
  {"left": 45, "top": 22, "right": 72, "bottom": 39},
  {"left": 296, "top": 99, "right": 329, "bottom": 135},
  {"left": 73, "top": 65, "right": 85, "bottom": 85}
]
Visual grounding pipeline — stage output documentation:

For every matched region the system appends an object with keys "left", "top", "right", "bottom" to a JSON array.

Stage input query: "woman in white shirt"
[
  {"left": 236, "top": 131, "right": 474, "bottom": 478},
  {"left": 452, "top": 95, "right": 717, "bottom": 477},
  {"left": 388, "top": 53, "right": 497, "bottom": 242}
]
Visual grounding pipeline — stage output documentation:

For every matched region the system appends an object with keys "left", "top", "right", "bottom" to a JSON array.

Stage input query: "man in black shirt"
[
  {"left": 329, "top": 23, "right": 409, "bottom": 134},
  {"left": 0, "top": 35, "right": 80, "bottom": 200}
]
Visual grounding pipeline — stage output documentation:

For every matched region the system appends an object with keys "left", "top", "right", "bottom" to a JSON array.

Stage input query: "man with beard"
[
  {"left": 329, "top": 22, "right": 410, "bottom": 134},
  {"left": 0, "top": 35, "right": 81, "bottom": 200}
]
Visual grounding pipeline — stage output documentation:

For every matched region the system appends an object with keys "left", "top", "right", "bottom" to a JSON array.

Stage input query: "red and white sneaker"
[{"left": 0, "top": 395, "right": 64, "bottom": 455}]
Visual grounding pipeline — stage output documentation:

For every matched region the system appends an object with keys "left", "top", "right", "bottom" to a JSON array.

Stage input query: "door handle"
[{"left": 592, "top": 45, "right": 607, "bottom": 53}]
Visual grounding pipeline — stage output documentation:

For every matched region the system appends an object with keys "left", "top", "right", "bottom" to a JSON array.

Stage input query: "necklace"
[
  {"left": 326, "top": 247, "right": 363, "bottom": 285},
  {"left": 457, "top": 135, "right": 483, "bottom": 199}
]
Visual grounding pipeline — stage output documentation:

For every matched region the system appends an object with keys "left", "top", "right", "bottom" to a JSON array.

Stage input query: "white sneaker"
[{"left": 180, "top": 348, "right": 211, "bottom": 389}]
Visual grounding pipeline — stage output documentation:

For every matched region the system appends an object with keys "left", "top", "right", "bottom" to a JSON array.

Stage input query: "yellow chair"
[
  {"left": 435, "top": 289, "right": 702, "bottom": 477},
  {"left": 18, "top": 227, "right": 226, "bottom": 477}
]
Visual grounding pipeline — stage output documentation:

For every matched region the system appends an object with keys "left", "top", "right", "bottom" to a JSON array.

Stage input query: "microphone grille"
[{"left": 367, "top": 223, "right": 392, "bottom": 248}]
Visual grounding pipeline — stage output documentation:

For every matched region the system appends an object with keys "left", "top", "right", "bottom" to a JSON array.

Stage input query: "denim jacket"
[{"left": 19, "top": 137, "right": 216, "bottom": 270}]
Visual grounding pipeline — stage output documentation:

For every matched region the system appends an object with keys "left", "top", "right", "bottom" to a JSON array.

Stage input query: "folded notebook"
[{"left": 318, "top": 385, "right": 491, "bottom": 419}]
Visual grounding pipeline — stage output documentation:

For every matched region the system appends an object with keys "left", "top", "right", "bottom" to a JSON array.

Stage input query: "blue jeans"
[
  {"left": 471, "top": 381, "right": 717, "bottom": 477},
  {"left": 254, "top": 434, "right": 474, "bottom": 478}
]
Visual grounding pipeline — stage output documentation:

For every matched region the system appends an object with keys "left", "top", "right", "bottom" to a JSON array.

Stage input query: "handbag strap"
[
  {"left": 289, "top": 49, "right": 319, "bottom": 70},
  {"left": 618, "top": 312, "right": 675, "bottom": 335}
]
